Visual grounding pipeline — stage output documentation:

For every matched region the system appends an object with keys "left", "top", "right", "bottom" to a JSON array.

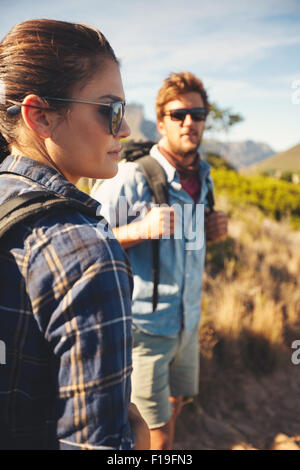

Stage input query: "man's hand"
[
  {"left": 113, "top": 206, "right": 175, "bottom": 249},
  {"left": 128, "top": 402, "right": 150, "bottom": 450},
  {"left": 139, "top": 206, "right": 175, "bottom": 239},
  {"left": 205, "top": 210, "right": 228, "bottom": 242}
]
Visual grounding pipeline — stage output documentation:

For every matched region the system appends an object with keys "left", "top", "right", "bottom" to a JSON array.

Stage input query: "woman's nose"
[{"left": 119, "top": 117, "right": 131, "bottom": 139}]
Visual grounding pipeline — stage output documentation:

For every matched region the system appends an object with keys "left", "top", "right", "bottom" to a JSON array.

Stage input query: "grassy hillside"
[{"left": 246, "top": 143, "right": 300, "bottom": 173}]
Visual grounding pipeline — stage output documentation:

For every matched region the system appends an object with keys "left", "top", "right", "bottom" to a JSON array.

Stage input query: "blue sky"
[{"left": 1, "top": 0, "right": 300, "bottom": 151}]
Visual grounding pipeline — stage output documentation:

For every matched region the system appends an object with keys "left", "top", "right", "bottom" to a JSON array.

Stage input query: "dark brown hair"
[
  {"left": 0, "top": 19, "right": 118, "bottom": 161},
  {"left": 155, "top": 71, "right": 209, "bottom": 121}
]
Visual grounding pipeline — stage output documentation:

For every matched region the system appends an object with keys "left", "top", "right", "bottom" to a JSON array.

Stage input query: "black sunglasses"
[
  {"left": 164, "top": 107, "right": 208, "bottom": 122},
  {"left": 7, "top": 97, "right": 125, "bottom": 136}
]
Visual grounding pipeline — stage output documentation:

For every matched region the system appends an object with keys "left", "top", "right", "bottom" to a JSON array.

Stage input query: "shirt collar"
[
  {"left": 150, "top": 144, "right": 177, "bottom": 182},
  {"left": 0, "top": 154, "right": 100, "bottom": 210},
  {"left": 150, "top": 144, "right": 211, "bottom": 184}
]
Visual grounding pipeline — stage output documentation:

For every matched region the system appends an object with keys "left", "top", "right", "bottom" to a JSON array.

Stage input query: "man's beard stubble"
[{"left": 168, "top": 136, "right": 202, "bottom": 165}]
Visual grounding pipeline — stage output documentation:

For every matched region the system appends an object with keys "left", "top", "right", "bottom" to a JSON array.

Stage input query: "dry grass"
[
  {"left": 174, "top": 195, "right": 300, "bottom": 450},
  {"left": 203, "top": 195, "right": 300, "bottom": 346}
]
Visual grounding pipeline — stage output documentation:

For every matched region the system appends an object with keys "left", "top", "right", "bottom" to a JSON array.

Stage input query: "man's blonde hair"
[{"left": 156, "top": 71, "right": 209, "bottom": 121}]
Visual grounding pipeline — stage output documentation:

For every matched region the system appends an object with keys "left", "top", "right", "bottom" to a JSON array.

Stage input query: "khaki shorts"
[{"left": 131, "top": 326, "right": 200, "bottom": 429}]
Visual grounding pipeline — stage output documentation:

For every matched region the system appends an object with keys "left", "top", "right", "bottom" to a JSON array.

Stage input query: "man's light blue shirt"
[{"left": 92, "top": 145, "right": 212, "bottom": 338}]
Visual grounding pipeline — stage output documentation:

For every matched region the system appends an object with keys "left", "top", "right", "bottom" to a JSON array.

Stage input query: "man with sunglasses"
[{"left": 92, "top": 72, "right": 227, "bottom": 450}]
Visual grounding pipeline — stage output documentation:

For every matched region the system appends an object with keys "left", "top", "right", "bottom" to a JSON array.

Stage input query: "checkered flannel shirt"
[{"left": 0, "top": 155, "right": 134, "bottom": 450}]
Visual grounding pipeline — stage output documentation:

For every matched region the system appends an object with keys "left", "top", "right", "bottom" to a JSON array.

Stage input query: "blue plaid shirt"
[{"left": 0, "top": 155, "right": 134, "bottom": 450}]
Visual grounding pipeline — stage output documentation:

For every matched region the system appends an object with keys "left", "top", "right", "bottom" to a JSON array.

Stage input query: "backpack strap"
[
  {"left": 0, "top": 190, "right": 103, "bottom": 240},
  {"left": 137, "top": 155, "right": 169, "bottom": 206},
  {"left": 135, "top": 155, "right": 169, "bottom": 313}
]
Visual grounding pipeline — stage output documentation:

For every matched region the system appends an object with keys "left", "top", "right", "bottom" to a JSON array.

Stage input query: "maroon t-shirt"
[{"left": 180, "top": 174, "right": 201, "bottom": 203}]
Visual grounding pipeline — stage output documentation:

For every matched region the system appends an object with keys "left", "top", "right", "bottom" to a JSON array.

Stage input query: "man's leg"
[
  {"left": 131, "top": 326, "right": 199, "bottom": 450},
  {"left": 131, "top": 329, "right": 178, "bottom": 449},
  {"left": 149, "top": 395, "right": 183, "bottom": 450}
]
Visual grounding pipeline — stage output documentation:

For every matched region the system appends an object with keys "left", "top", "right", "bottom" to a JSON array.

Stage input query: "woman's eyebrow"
[{"left": 98, "top": 94, "right": 124, "bottom": 101}]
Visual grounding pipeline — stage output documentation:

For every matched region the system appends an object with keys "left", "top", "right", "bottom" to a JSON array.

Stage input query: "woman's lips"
[{"left": 108, "top": 148, "right": 121, "bottom": 159}]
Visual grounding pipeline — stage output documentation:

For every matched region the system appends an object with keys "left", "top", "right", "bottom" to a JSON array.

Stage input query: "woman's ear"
[{"left": 21, "top": 95, "right": 53, "bottom": 139}]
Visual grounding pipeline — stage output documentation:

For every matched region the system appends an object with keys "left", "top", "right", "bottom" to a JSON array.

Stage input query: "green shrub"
[{"left": 212, "top": 168, "right": 300, "bottom": 226}]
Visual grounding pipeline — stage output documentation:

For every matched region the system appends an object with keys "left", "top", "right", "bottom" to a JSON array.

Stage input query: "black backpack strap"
[
  {"left": 0, "top": 191, "right": 103, "bottom": 240},
  {"left": 137, "top": 155, "right": 169, "bottom": 206},
  {"left": 136, "top": 155, "right": 169, "bottom": 313}
]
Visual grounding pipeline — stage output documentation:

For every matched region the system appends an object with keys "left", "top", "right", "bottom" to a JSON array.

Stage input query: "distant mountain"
[
  {"left": 125, "top": 103, "right": 275, "bottom": 169},
  {"left": 202, "top": 139, "right": 275, "bottom": 170},
  {"left": 246, "top": 143, "right": 300, "bottom": 174}
]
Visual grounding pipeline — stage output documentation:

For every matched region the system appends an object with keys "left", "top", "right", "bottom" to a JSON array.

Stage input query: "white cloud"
[
  {"left": 205, "top": 78, "right": 289, "bottom": 101},
  {"left": 272, "top": 73, "right": 300, "bottom": 86},
  {"left": 111, "top": 3, "right": 300, "bottom": 81}
]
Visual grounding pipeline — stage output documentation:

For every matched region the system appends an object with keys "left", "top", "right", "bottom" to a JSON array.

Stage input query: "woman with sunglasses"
[{"left": 0, "top": 19, "right": 149, "bottom": 450}]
